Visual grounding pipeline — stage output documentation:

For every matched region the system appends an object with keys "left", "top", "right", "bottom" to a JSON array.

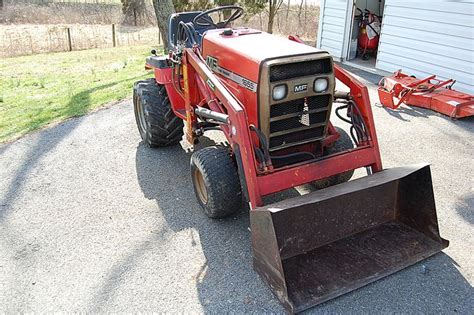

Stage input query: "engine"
[{"left": 201, "top": 28, "right": 335, "bottom": 152}]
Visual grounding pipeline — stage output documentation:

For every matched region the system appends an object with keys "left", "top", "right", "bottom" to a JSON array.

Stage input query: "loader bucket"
[{"left": 251, "top": 164, "right": 448, "bottom": 313}]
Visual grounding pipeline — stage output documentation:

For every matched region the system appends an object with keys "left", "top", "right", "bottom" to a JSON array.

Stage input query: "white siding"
[
  {"left": 317, "top": 0, "right": 351, "bottom": 60},
  {"left": 377, "top": 0, "right": 474, "bottom": 94}
]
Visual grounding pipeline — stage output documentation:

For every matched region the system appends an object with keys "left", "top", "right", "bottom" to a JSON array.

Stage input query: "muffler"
[{"left": 251, "top": 164, "right": 448, "bottom": 313}]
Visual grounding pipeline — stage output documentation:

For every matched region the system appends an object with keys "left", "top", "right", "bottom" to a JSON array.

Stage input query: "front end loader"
[{"left": 133, "top": 6, "right": 448, "bottom": 312}]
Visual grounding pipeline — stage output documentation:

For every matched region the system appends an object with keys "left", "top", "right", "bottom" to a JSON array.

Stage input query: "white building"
[{"left": 317, "top": 0, "right": 474, "bottom": 94}]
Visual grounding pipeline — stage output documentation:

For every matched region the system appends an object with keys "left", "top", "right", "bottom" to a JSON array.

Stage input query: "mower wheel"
[
  {"left": 190, "top": 146, "right": 243, "bottom": 219},
  {"left": 312, "top": 127, "right": 355, "bottom": 189},
  {"left": 133, "top": 78, "right": 183, "bottom": 147}
]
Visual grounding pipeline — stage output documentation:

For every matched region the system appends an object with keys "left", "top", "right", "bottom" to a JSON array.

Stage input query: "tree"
[
  {"left": 297, "top": 0, "right": 304, "bottom": 28},
  {"left": 172, "top": 0, "right": 212, "bottom": 12},
  {"left": 152, "top": 0, "right": 175, "bottom": 49},
  {"left": 267, "top": 0, "right": 284, "bottom": 33},
  {"left": 243, "top": 0, "right": 266, "bottom": 20},
  {"left": 242, "top": 0, "right": 283, "bottom": 34},
  {"left": 121, "top": 0, "right": 149, "bottom": 26}
]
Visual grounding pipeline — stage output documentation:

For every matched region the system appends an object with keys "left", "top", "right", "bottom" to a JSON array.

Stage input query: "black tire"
[
  {"left": 133, "top": 78, "right": 183, "bottom": 147},
  {"left": 190, "top": 146, "right": 243, "bottom": 219},
  {"left": 312, "top": 127, "right": 355, "bottom": 189}
]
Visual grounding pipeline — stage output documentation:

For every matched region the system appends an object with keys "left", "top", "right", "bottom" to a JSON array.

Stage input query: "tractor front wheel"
[
  {"left": 133, "top": 79, "right": 183, "bottom": 147},
  {"left": 190, "top": 146, "right": 243, "bottom": 219},
  {"left": 312, "top": 127, "right": 355, "bottom": 189}
]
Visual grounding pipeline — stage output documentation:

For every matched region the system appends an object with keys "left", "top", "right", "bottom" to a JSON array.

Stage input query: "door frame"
[
  {"left": 342, "top": 0, "right": 356, "bottom": 61},
  {"left": 317, "top": 0, "right": 356, "bottom": 61}
]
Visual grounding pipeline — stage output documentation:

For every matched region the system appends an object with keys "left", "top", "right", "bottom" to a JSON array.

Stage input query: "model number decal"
[
  {"left": 242, "top": 78, "right": 256, "bottom": 90},
  {"left": 206, "top": 55, "right": 257, "bottom": 93}
]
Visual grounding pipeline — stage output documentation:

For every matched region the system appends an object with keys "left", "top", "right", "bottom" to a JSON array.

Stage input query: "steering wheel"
[{"left": 193, "top": 5, "right": 244, "bottom": 29}]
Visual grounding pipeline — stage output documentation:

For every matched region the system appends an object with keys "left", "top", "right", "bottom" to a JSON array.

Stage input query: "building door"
[{"left": 317, "top": 0, "right": 354, "bottom": 61}]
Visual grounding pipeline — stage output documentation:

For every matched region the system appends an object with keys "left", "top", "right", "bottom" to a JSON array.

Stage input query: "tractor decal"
[
  {"left": 206, "top": 78, "right": 215, "bottom": 91},
  {"left": 294, "top": 83, "right": 308, "bottom": 93},
  {"left": 299, "top": 99, "right": 310, "bottom": 126},
  {"left": 206, "top": 55, "right": 257, "bottom": 92}
]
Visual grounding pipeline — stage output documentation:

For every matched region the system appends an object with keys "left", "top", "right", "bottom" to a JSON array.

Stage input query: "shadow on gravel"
[
  {"left": 0, "top": 78, "right": 141, "bottom": 218},
  {"left": 133, "top": 134, "right": 473, "bottom": 313},
  {"left": 375, "top": 103, "right": 474, "bottom": 136},
  {"left": 377, "top": 103, "right": 433, "bottom": 121},
  {"left": 337, "top": 63, "right": 384, "bottom": 85},
  {"left": 377, "top": 103, "right": 474, "bottom": 125},
  {"left": 0, "top": 80, "right": 134, "bottom": 312},
  {"left": 133, "top": 135, "right": 292, "bottom": 312},
  {"left": 455, "top": 192, "right": 474, "bottom": 225},
  {"left": 306, "top": 252, "right": 473, "bottom": 314}
]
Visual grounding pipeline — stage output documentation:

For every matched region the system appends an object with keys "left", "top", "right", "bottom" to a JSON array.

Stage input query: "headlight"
[
  {"left": 272, "top": 84, "right": 287, "bottom": 101},
  {"left": 313, "top": 78, "right": 328, "bottom": 93}
]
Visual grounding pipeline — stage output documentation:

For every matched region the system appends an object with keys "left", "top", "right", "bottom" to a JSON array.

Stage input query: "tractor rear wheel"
[
  {"left": 190, "top": 146, "right": 243, "bottom": 219},
  {"left": 312, "top": 127, "right": 355, "bottom": 189},
  {"left": 133, "top": 78, "right": 183, "bottom": 147}
]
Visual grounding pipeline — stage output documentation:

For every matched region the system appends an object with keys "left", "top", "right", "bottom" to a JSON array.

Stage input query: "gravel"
[{"left": 1, "top": 72, "right": 472, "bottom": 313}]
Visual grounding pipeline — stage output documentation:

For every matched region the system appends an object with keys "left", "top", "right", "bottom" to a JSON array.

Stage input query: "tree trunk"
[
  {"left": 298, "top": 0, "right": 304, "bottom": 28},
  {"left": 267, "top": 0, "right": 283, "bottom": 34},
  {"left": 152, "top": 0, "right": 175, "bottom": 50},
  {"left": 267, "top": 1, "right": 274, "bottom": 33},
  {"left": 304, "top": 0, "right": 307, "bottom": 24},
  {"left": 0, "top": 0, "right": 3, "bottom": 10},
  {"left": 267, "top": 13, "right": 274, "bottom": 34}
]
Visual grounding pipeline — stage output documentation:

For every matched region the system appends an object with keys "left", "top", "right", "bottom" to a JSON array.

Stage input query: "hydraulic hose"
[
  {"left": 177, "top": 21, "right": 198, "bottom": 47},
  {"left": 253, "top": 146, "right": 265, "bottom": 165},
  {"left": 249, "top": 125, "right": 271, "bottom": 165},
  {"left": 335, "top": 100, "right": 369, "bottom": 145}
]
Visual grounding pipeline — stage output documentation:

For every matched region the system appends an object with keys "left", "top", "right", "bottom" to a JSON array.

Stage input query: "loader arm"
[
  {"left": 182, "top": 47, "right": 384, "bottom": 208},
  {"left": 183, "top": 47, "right": 262, "bottom": 207}
]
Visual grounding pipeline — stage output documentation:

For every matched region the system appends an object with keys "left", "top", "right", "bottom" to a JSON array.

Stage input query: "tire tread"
[
  {"left": 190, "top": 146, "right": 243, "bottom": 218},
  {"left": 133, "top": 78, "right": 184, "bottom": 147}
]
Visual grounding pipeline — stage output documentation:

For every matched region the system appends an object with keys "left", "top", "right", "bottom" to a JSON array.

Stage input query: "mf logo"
[
  {"left": 294, "top": 83, "right": 308, "bottom": 93},
  {"left": 206, "top": 56, "right": 218, "bottom": 70}
]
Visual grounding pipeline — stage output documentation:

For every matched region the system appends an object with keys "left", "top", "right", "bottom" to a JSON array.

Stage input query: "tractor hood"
[
  {"left": 201, "top": 28, "right": 327, "bottom": 83},
  {"left": 201, "top": 28, "right": 334, "bottom": 150}
]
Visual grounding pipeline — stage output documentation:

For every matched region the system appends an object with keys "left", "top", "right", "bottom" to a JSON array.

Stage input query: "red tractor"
[{"left": 133, "top": 6, "right": 448, "bottom": 313}]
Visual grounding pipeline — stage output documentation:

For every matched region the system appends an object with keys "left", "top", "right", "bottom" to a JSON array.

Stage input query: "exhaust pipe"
[
  {"left": 195, "top": 106, "right": 229, "bottom": 124},
  {"left": 251, "top": 164, "right": 448, "bottom": 313}
]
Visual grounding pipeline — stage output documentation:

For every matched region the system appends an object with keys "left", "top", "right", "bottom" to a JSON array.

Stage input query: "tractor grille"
[
  {"left": 269, "top": 95, "right": 331, "bottom": 150},
  {"left": 269, "top": 128, "right": 325, "bottom": 149},
  {"left": 270, "top": 59, "right": 332, "bottom": 82},
  {"left": 270, "top": 94, "right": 330, "bottom": 117}
]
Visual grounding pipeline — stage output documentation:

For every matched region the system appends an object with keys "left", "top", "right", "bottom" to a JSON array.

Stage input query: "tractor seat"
[{"left": 168, "top": 11, "right": 214, "bottom": 49}]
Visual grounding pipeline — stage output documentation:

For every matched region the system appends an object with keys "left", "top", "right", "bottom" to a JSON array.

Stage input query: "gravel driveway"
[{"left": 1, "top": 72, "right": 473, "bottom": 313}]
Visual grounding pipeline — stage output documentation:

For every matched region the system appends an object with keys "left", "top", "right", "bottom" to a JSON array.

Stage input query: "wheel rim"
[
  {"left": 136, "top": 94, "right": 147, "bottom": 134},
  {"left": 193, "top": 168, "right": 208, "bottom": 204}
]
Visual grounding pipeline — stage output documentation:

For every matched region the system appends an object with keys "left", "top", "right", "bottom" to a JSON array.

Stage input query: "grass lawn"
[{"left": 0, "top": 45, "right": 160, "bottom": 143}]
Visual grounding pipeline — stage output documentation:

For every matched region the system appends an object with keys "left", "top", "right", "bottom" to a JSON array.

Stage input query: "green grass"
[{"left": 0, "top": 45, "right": 160, "bottom": 143}]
